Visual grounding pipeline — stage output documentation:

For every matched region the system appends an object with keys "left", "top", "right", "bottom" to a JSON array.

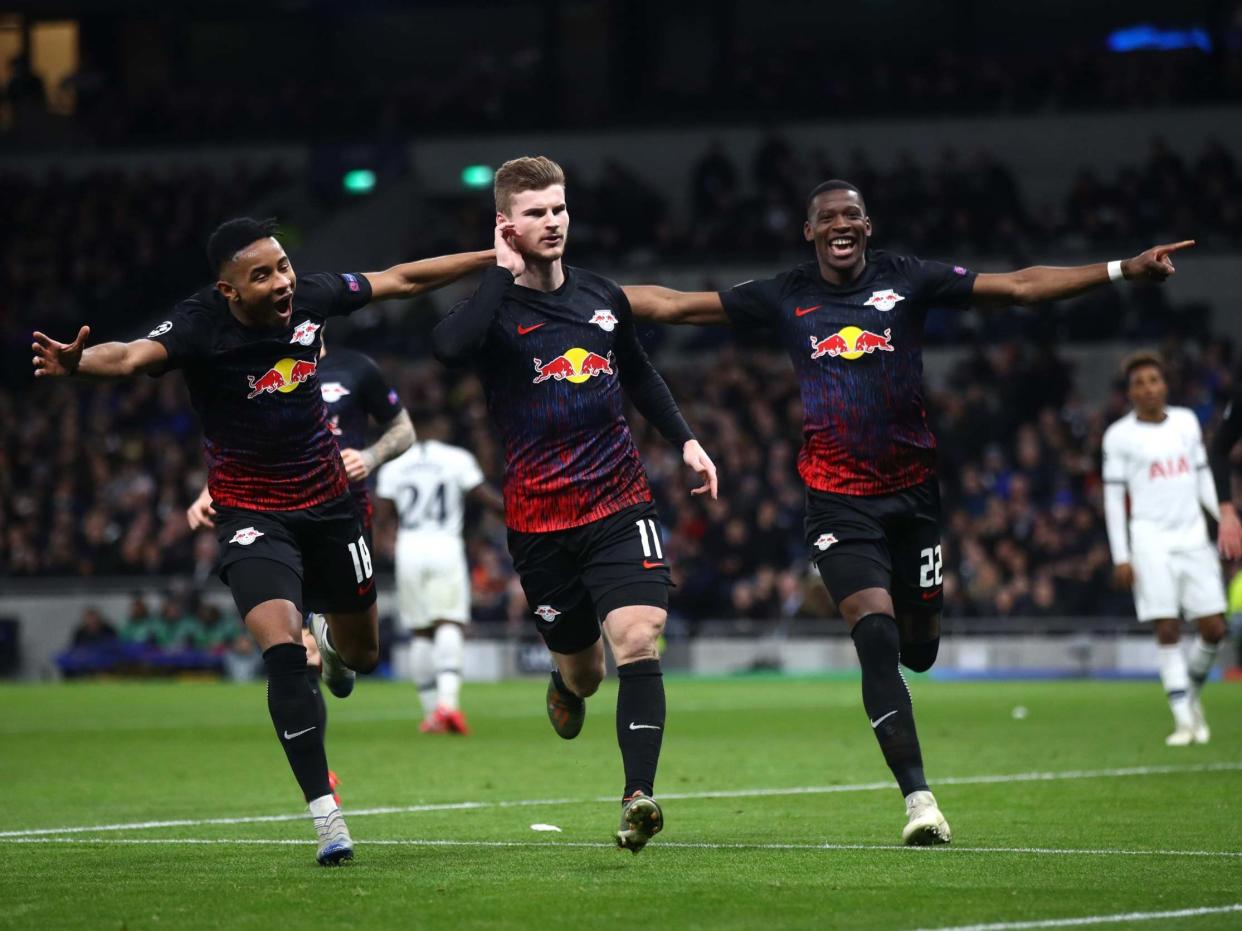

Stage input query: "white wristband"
[{"left": 1107, "top": 260, "right": 1125, "bottom": 283}]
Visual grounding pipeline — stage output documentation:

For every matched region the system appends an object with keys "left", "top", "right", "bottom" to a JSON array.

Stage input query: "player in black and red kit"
[
  {"left": 624, "top": 180, "right": 1193, "bottom": 845},
  {"left": 431, "top": 156, "right": 718, "bottom": 853},
  {"left": 185, "top": 327, "right": 414, "bottom": 800},
  {"left": 33, "top": 218, "right": 490, "bottom": 864}
]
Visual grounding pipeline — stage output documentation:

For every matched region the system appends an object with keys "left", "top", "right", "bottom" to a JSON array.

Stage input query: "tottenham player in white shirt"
[
  {"left": 1102, "top": 353, "right": 1228, "bottom": 746},
  {"left": 376, "top": 415, "right": 503, "bottom": 734}
]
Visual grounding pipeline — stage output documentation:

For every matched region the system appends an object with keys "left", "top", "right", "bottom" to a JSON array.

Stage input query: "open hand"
[
  {"left": 683, "top": 439, "right": 718, "bottom": 499},
  {"left": 1121, "top": 240, "right": 1194, "bottom": 282},
  {"left": 33, "top": 326, "right": 90, "bottom": 377},
  {"left": 495, "top": 223, "right": 525, "bottom": 278}
]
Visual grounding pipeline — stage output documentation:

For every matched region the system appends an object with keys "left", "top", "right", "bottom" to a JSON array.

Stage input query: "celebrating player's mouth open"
[
  {"left": 622, "top": 178, "right": 1193, "bottom": 847},
  {"left": 33, "top": 218, "right": 493, "bottom": 866},
  {"left": 431, "top": 156, "right": 718, "bottom": 855}
]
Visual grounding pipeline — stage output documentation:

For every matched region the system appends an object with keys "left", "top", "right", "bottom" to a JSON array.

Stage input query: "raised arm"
[
  {"left": 364, "top": 249, "right": 495, "bottom": 301},
  {"left": 431, "top": 225, "right": 521, "bottom": 365},
  {"left": 621, "top": 286, "right": 730, "bottom": 326},
  {"left": 33, "top": 326, "right": 169, "bottom": 380},
  {"left": 970, "top": 240, "right": 1194, "bottom": 308}
]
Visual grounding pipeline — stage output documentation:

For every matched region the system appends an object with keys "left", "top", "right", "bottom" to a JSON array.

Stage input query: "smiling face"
[
  {"left": 804, "top": 188, "right": 872, "bottom": 283},
  {"left": 215, "top": 237, "right": 297, "bottom": 327},
  {"left": 498, "top": 185, "right": 569, "bottom": 263}
]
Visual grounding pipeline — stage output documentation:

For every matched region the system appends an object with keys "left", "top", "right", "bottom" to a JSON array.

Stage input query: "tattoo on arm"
[{"left": 360, "top": 409, "right": 415, "bottom": 473}]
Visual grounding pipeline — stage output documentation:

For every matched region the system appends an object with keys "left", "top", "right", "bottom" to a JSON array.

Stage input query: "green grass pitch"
[{"left": 3, "top": 675, "right": 1241, "bottom": 930}]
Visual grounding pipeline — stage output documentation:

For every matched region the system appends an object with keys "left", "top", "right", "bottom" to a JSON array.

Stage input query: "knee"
[
  {"left": 565, "top": 661, "right": 605, "bottom": 698},
  {"left": 343, "top": 644, "right": 380, "bottom": 674},
  {"left": 900, "top": 637, "right": 940, "bottom": 673},
  {"left": 609, "top": 615, "right": 665, "bottom": 665},
  {"left": 1201, "top": 617, "right": 1228, "bottom": 644},
  {"left": 1154, "top": 620, "right": 1181, "bottom": 645},
  {"left": 851, "top": 613, "right": 900, "bottom": 659}
]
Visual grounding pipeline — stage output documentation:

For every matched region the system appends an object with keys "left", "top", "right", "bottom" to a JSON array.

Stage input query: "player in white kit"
[
  {"left": 1102, "top": 353, "right": 1227, "bottom": 746},
  {"left": 376, "top": 416, "right": 503, "bottom": 734}
]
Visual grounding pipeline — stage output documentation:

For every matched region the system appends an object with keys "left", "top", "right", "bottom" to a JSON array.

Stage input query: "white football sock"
[
  {"left": 1157, "top": 643, "right": 1193, "bottom": 730},
  {"left": 1187, "top": 636, "right": 1219, "bottom": 691},
  {"left": 308, "top": 794, "right": 338, "bottom": 818},
  {"left": 411, "top": 636, "right": 437, "bottom": 716},
  {"left": 433, "top": 623, "right": 465, "bottom": 712}
]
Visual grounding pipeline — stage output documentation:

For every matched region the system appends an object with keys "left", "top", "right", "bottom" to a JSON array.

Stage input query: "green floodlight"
[
  {"left": 342, "top": 169, "right": 377, "bottom": 194},
  {"left": 461, "top": 164, "right": 494, "bottom": 189}
]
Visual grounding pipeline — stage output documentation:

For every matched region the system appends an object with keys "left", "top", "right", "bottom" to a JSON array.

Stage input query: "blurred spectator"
[{"left": 69, "top": 606, "right": 118, "bottom": 648}]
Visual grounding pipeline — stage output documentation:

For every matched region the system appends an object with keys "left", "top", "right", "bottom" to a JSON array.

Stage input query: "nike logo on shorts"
[
  {"left": 642, "top": 559, "right": 664, "bottom": 569},
  {"left": 357, "top": 579, "right": 375, "bottom": 596},
  {"left": 629, "top": 722, "right": 662, "bottom": 730},
  {"left": 869, "top": 710, "right": 898, "bottom": 729},
  {"left": 284, "top": 726, "right": 316, "bottom": 740}
]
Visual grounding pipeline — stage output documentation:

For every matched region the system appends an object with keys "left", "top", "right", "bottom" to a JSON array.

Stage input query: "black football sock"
[
  {"left": 264, "top": 643, "right": 332, "bottom": 802},
  {"left": 615, "top": 659, "right": 665, "bottom": 799},
  {"left": 852, "top": 614, "right": 928, "bottom": 796},
  {"left": 306, "top": 667, "right": 328, "bottom": 740}
]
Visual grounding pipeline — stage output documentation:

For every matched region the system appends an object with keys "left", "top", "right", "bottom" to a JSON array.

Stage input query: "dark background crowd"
[{"left": 7, "top": 327, "right": 1237, "bottom": 626}]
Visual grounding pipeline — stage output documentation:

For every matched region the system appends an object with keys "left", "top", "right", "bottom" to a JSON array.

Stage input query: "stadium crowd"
[
  {"left": 4, "top": 30, "right": 1239, "bottom": 145},
  {"left": 415, "top": 136, "right": 1240, "bottom": 269},
  {"left": 8, "top": 330, "right": 1236, "bottom": 626}
]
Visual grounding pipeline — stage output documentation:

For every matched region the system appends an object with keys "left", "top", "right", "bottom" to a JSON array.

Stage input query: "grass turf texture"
[{"left": 3, "top": 677, "right": 1240, "bottom": 930}]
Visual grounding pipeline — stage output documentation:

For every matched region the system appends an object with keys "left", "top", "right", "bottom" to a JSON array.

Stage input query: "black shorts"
[
  {"left": 507, "top": 501, "right": 671, "bottom": 654},
  {"left": 215, "top": 492, "right": 377, "bottom": 617},
  {"left": 805, "top": 478, "right": 943, "bottom": 613}
]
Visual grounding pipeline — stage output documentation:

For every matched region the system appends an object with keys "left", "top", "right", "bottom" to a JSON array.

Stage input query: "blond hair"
[{"left": 494, "top": 156, "right": 566, "bottom": 213}]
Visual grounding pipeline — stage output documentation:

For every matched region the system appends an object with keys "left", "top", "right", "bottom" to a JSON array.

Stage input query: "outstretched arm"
[
  {"left": 33, "top": 326, "right": 169, "bottom": 380},
  {"left": 431, "top": 225, "right": 521, "bottom": 365},
  {"left": 622, "top": 286, "right": 730, "bottom": 325},
  {"left": 970, "top": 240, "right": 1194, "bottom": 308},
  {"left": 364, "top": 249, "right": 495, "bottom": 301}
]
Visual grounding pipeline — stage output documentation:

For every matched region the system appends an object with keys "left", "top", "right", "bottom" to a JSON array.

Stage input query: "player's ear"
[
  {"left": 216, "top": 280, "right": 240, "bottom": 304},
  {"left": 803, "top": 219, "right": 814, "bottom": 242},
  {"left": 863, "top": 216, "right": 873, "bottom": 238},
  {"left": 495, "top": 210, "right": 509, "bottom": 226}
]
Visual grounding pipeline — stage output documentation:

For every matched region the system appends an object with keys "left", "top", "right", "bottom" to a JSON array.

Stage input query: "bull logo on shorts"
[
  {"left": 814, "top": 533, "right": 838, "bottom": 551},
  {"left": 229, "top": 527, "right": 265, "bottom": 546},
  {"left": 533, "top": 604, "right": 561, "bottom": 622}
]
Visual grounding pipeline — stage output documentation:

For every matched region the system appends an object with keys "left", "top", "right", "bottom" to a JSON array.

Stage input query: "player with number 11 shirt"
[
  {"left": 432, "top": 156, "right": 718, "bottom": 854},
  {"left": 624, "top": 179, "right": 1194, "bottom": 846},
  {"left": 32, "top": 217, "right": 491, "bottom": 865}
]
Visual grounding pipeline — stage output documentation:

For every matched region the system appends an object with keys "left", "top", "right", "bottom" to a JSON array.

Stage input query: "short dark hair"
[
  {"left": 207, "top": 217, "right": 280, "bottom": 273},
  {"left": 807, "top": 179, "right": 865, "bottom": 216},
  {"left": 1122, "top": 350, "right": 1166, "bottom": 385}
]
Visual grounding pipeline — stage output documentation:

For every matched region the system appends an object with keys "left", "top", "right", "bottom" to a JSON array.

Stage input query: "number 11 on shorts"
[
  {"left": 347, "top": 535, "right": 373, "bottom": 584},
  {"left": 635, "top": 519, "right": 663, "bottom": 559}
]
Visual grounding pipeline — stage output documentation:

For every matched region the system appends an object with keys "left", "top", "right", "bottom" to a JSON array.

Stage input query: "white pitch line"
[
  {"left": 8, "top": 838, "right": 1242, "bottom": 860},
  {"left": 912, "top": 902, "right": 1242, "bottom": 931},
  {"left": 3, "top": 761, "right": 1240, "bottom": 840}
]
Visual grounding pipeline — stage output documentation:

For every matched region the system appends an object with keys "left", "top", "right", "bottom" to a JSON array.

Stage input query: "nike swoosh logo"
[
  {"left": 870, "top": 710, "right": 898, "bottom": 729},
  {"left": 629, "top": 722, "right": 662, "bottom": 730},
  {"left": 642, "top": 560, "right": 664, "bottom": 569},
  {"left": 284, "top": 726, "right": 316, "bottom": 740},
  {"left": 920, "top": 588, "right": 942, "bottom": 601},
  {"left": 517, "top": 323, "right": 545, "bottom": 335},
  {"left": 357, "top": 579, "right": 375, "bottom": 595},
  {"left": 794, "top": 304, "right": 823, "bottom": 317}
]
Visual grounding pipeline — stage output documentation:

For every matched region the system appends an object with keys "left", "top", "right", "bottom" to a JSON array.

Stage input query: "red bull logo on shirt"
[
  {"left": 246, "top": 357, "right": 318, "bottom": 399},
  {"left": 532, "top": 348, "right": 615, "bottom": 384},
  {"left": 290, "top": 320, "right": 321, "bottom": 346},
  {"left": 809, "top": 327, "right": 894, "bottom": 360}
]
